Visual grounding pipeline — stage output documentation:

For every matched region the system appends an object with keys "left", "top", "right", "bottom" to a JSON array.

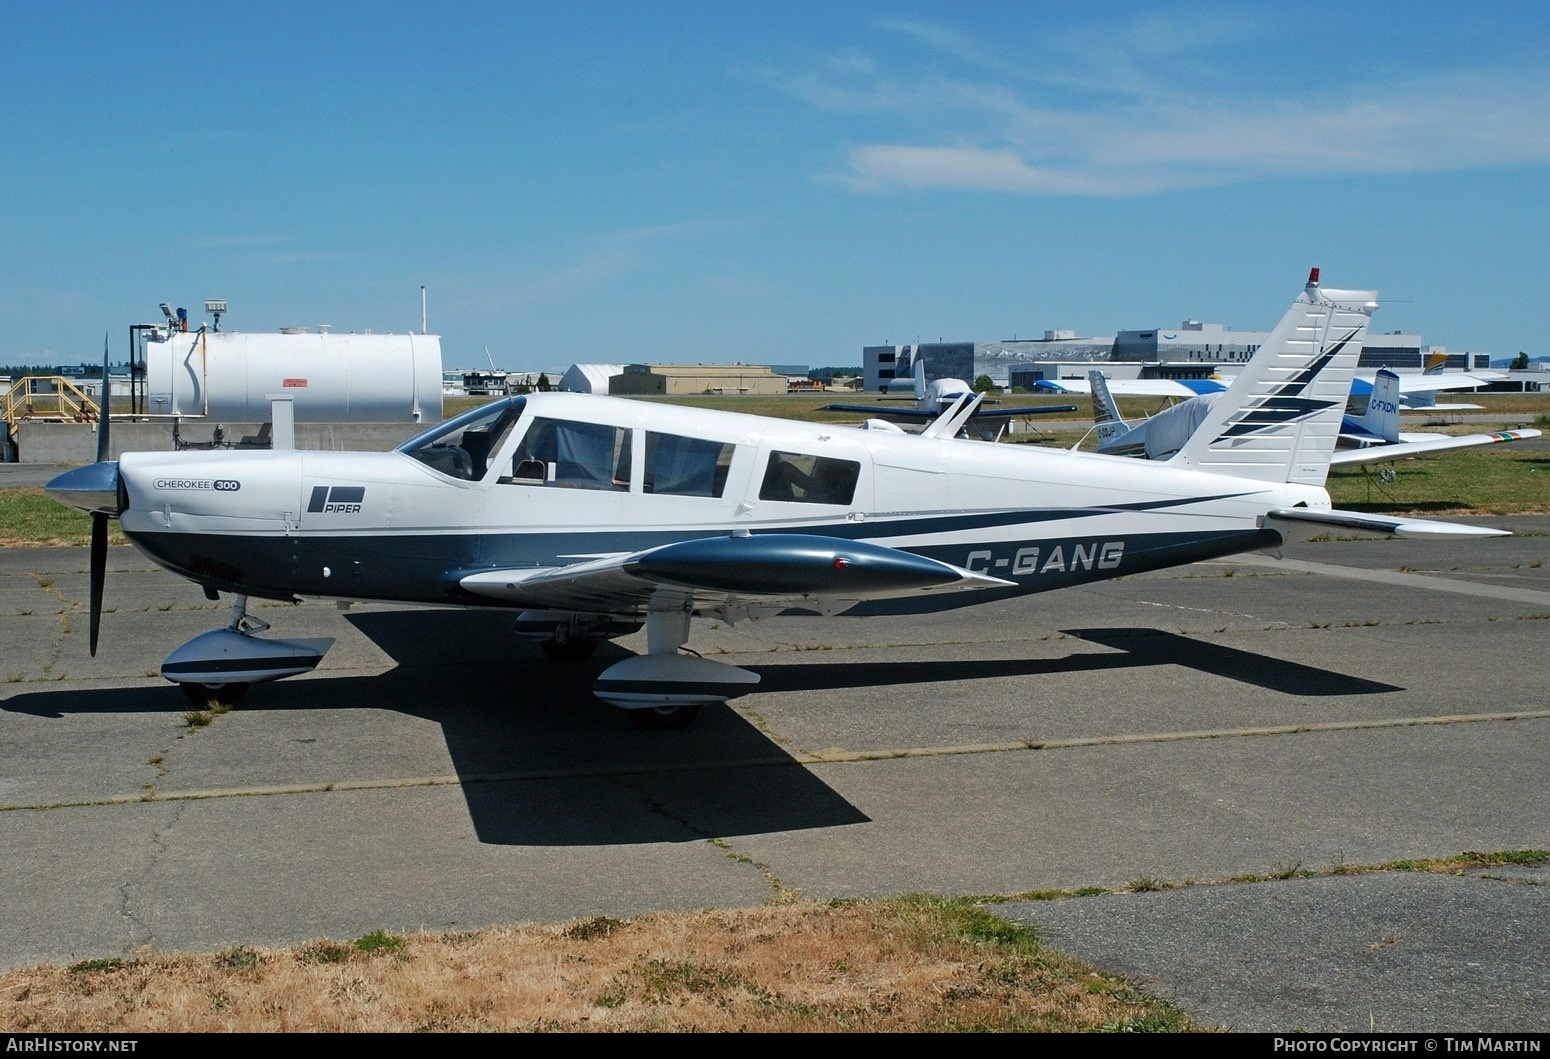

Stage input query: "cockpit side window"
[
  {"left": 758, "top": 451, "right": 860, "bottom": 505},
  {"left": 398, "top": 397, "right": 526, "bottom": 481},
  {"left": 506, "top": 417, "right": 631, "bottom": 490},
  {"left": 644, "top": 432, "right": 734, "bottom": 497}
]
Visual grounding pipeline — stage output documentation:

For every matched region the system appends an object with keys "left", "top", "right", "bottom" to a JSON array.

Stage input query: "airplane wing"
[
  {"left": 1034, "top": 378, "right": 1224, "bottom": 398},
  {"left": 459, "top": 533, "right": 1014, "bottom": 613},
  {"left": 1330, "top": 429, "right": 1542, "bottom": 467},
  {"left": 824, "top": 402, "right": 1076, "bottom": 420},
  {"left": 966, "top": 403, "right": 1079, "bottom": 420},
  {"left": 1398, "top": 375, "right": 1493, "bottom": 394},
  {"left": 824, "top": 403, "right": 935, "bottom": 419},
  {"left": 1353, "top": 374, "right": 1492, "bottom": 397}
]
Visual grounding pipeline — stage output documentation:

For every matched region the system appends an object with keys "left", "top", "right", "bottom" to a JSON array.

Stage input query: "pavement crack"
[
  {"left": 709, "top": 837, "right": 797, "bottom": 900},
  {"left": 598, "top": 775, "right": 797, "bottom": 901},
  {"left": 119, "top": 800, "right": 188, "bottom": 955}
]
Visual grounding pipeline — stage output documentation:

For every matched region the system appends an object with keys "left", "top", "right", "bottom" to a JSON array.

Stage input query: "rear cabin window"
[
  {"left": 759, "top": 451, "right": 860, "bottom": 505},
  {"left": 507, "top": 418, "right": 631, "bottom": 490},
  {"left": 644, "top": 432, "right": 734, "bottom": 497}
]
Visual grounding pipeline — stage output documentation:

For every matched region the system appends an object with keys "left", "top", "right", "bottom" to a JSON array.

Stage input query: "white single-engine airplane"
[{"left": 47, "top": 271, "right": 1509, "bottom": 729}]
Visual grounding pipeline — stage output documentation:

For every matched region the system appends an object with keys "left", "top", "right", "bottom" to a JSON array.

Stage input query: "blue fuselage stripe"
[{"left": 127, "top": 514, "right": 1278, "bottom": 610}]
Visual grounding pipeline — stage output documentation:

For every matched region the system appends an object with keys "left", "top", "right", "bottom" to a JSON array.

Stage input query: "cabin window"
[
  {"left": 508, "top": 417, "right": 631, "bottom": 490},
  {"left": 644, "top": 432, "right": 733, "bottom": 497},
  {"left": 398, "top": 396, "right": 526, "bottom": 481},
  {"left": 758, "top": 451, "right": 860, "bottom": 505}
]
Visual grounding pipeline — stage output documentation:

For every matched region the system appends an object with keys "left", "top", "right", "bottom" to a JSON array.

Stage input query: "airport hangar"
[{"left": 862, "top": 325, "right": 1497, "bottom": 394}]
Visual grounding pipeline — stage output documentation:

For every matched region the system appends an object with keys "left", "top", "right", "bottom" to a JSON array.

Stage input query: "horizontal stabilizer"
[{"left": 1264, "top": 508, "right": 1510, "bottom": 541}]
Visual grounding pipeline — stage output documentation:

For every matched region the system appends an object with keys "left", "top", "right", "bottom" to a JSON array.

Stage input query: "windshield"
[{"left": 398, "top": 397, "right": 527, "bottom": 481}]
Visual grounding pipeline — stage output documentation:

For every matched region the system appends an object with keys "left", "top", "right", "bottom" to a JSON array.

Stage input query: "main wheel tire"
[
  {"left": 178, "top": 681, "right": 250, "bottom": 707},
  {"left": 628, "top": 703, "right": 701, "bottom": 730},
  {"left": 539, "top": 636, "right": 600, "bottom": 660}
]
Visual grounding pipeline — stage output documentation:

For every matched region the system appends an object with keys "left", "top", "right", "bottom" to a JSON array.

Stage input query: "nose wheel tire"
[
  {"left": 627, "top": 704, "right": 701, "bottom": 730},
  {"left": 178, "top": 682, "right": 250, "bottom": 707}
]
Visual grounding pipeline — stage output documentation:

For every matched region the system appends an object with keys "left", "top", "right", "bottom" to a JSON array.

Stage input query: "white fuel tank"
[{"left": 144, "top": 329, "right": 442, "bottom": 422}]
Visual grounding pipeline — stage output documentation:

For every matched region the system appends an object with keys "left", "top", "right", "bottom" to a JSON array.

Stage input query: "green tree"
[
  {"left": 537, "top": 372, "right": 552, "bottom": 392},
  {"left": 1511, "top": 352, "right": 1530, "bottom": 370},
  {"left": 972, "top": 374, "right": 997, "bottom": 393}
]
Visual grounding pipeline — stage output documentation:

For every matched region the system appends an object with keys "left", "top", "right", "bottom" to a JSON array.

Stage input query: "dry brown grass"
[{"left": 0, "top": 897, "right": 1190, "bottom": 1033}]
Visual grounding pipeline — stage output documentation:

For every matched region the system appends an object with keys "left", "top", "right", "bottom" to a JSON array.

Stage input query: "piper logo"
[{"left": 308, "top": 485, "right": 365, "bottom": 514}]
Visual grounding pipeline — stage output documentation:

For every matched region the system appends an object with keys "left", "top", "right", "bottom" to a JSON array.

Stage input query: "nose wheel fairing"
[
  {"left": 161, "top": 628, "right": 334, "bottom": 687},
  {"left": 161, "top": 595, "right": 332, "bottom": 695}
]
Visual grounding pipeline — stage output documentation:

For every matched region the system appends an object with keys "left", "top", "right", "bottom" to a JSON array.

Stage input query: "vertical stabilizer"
[
  {"left": 1359, "top": 369, "right": 1402, "bottom": 444},
  {"left": 1089, "top": 370, "right": 1128, "bottom": 448},
  {"left": 1168, "top": 270, "right": 1377, "bottom": 486}
]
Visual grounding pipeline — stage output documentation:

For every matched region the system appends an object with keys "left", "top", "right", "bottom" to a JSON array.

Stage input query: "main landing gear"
[
  {"left": 591, "top": 605, "right": 759, "bottom": 730},
  {"left": 518, "top": 607, "right": 750, "bottom": 729}
]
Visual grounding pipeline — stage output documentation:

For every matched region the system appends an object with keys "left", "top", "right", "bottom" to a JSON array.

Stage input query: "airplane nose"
[{"left": 45, "top": 461, "right": 122, "bottom": 515}]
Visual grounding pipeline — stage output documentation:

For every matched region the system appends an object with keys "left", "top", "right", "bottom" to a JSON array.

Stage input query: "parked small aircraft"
[
  {"left": 1088, "top": 363, "right": 1539, "bottom": 465},
  {"left": 1350, "top": 353, "right": 1503, "bottom": 413},
  {"left": 824, "top": 356, "right": 1076, "bottom": 430},
  {"left": 47, "top": 271, "right": 1509, "bottom": 729},
  {"left": 1049, "top": 338, "right": 1498, "bottom": 417}
]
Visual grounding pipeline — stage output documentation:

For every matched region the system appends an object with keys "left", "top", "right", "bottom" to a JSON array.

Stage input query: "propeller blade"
[
  {"left": 96, "top": 332, "right": 111, "bottom": 464},
  {"left": 89, "top": 511, "right": 107, "bottom": 656}
]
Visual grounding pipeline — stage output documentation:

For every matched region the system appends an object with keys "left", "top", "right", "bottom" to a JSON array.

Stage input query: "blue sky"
[{"left": 5, "top": 2, "right": 1549, "bottom": 372}]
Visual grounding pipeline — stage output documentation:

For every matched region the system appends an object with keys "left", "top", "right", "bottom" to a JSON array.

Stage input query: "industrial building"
[
  {"left": 862, "top": 343, "right": 976, "bottom": 391},
  {"left": 861, "top": 317, "right": 1498, "bottom": 394},
  {"left": 607, "top": 363, "right": 787, "bottom": 396}
]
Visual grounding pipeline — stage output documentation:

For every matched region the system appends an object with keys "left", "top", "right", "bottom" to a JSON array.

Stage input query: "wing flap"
[{"left": 460, "top": 533, "right": 1014, "bottom": 611}]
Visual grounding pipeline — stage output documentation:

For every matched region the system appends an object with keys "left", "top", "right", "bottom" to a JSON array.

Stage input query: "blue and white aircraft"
[
  {"left": 1089, "top": 362, "right": 1539, "bottom": 464},
  {"left": 46, "top": 271, "right": 1508, "bottom": 729},
  {"left": 1034, "top": 375, "right": 1227, "bottom": 399}
]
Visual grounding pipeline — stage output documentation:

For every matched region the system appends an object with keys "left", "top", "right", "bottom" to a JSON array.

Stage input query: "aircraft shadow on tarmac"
[
  {"left": 3, "top": 613, "right": 1397, "bottom": 846},
  {"left": 749, "top": 627, "right": 1401, "bottom": 697},
  {"left": 2, "top": 608, "right": 871, "bottom": 846}
]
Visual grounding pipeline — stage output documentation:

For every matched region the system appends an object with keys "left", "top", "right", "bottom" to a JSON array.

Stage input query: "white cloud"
[{"left": 776, "top": 16, "right": 1550, "bottom": 196}]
